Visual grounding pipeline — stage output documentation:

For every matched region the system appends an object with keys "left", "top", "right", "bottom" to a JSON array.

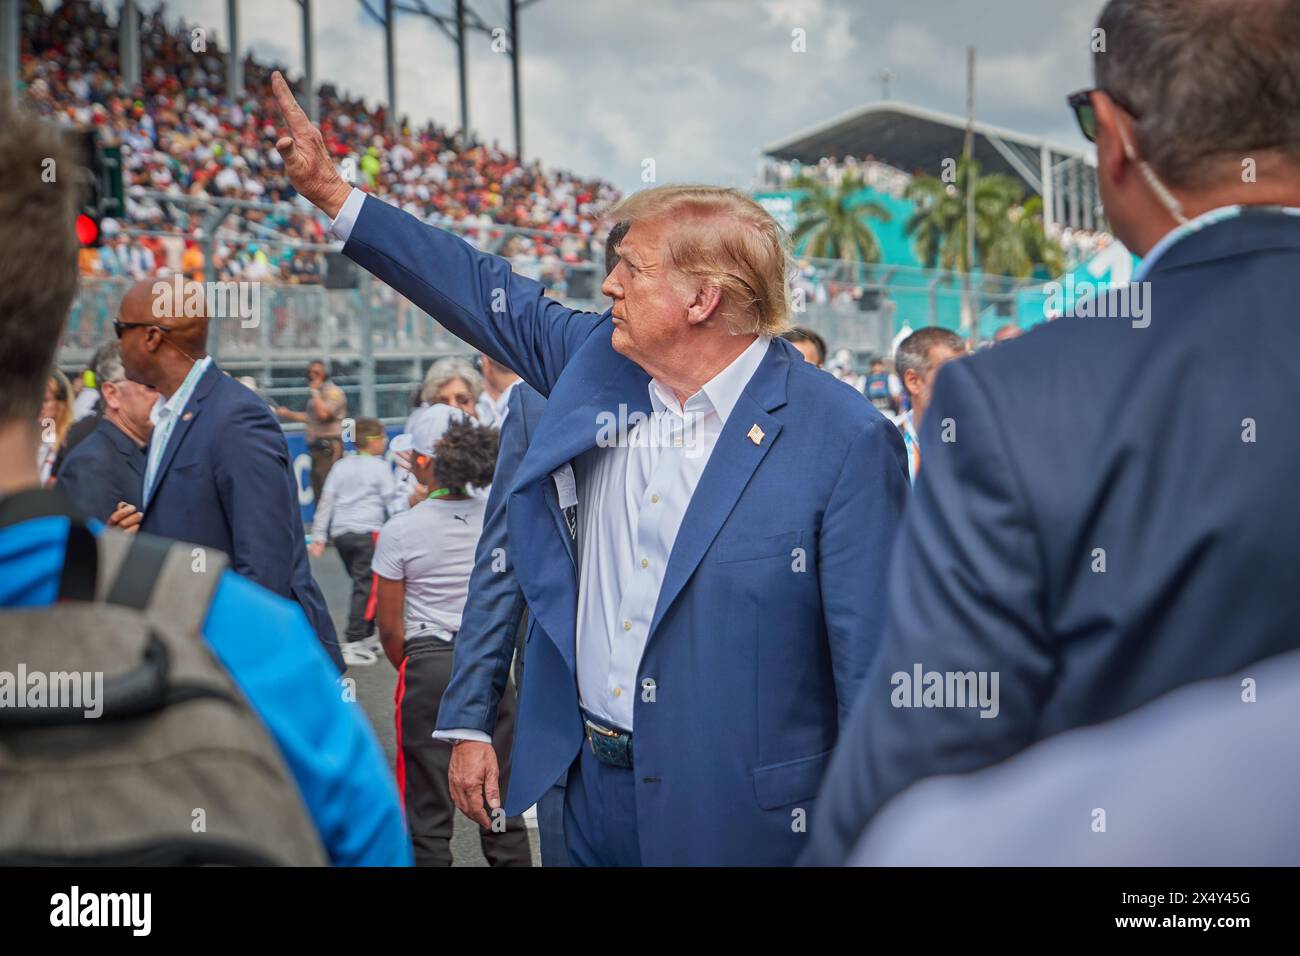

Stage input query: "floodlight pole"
[
  {"left": 509, "top": 0, "right": 522, "bottom": 159},
  {"left": 1041, "top": 144, "right": 1054, "bottom": 230},
  {"left": 456, "top": 0, "right": 469, "bottom": 146},
  {"left": 299, "top": 0, "right": 316, "bottom": 121},
  {"left": 119, "top": 0, "right": 141, "bottom": 87},
  {"left": 227, "top": 0, "right": 242, "bottom": 100}
]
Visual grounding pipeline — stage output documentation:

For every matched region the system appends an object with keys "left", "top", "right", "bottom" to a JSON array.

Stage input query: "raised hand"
[{"left": 270, "top": 71, "right": 352, "bottom": 219}]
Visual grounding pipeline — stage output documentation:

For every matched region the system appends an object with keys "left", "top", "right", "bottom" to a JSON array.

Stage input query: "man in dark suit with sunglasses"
[
  {"left": 112, "top": 279, "right": 344, "bottom": 673},
  {"left": 805, "top": 0, "right": 1300, "bottom": 865}
]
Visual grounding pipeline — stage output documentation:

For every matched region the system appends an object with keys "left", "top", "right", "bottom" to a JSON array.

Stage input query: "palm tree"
[
  {"left": 1001, "top": 195, "right": 1067, "bottom": 279},
  {"left": 904, "top": 156, "right": 1025, "bottom": 274},
  {"left": 789, "top": 173, "right": 892, "bottom": 273}
]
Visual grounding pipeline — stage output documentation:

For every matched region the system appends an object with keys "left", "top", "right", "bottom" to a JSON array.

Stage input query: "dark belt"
[{"left": 582, "top": 709, "right": 633, "bottom": 769}]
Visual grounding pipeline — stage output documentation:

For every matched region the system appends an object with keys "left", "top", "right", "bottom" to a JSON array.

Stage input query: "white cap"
[{"left": 389, "top": 403, "right": 467, "bottom": 457}]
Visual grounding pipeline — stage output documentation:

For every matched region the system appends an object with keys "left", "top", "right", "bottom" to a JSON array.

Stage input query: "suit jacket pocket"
[
  {"left": 716, "top": 530, "right": 802, "bottom": 564},
  {"left": 752, "top": 747, "right": 833, "bottom": 810}
]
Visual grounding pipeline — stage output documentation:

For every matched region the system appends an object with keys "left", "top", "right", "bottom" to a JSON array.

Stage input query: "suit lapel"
[
  {"left": 508, "top": 328, "right": 652, "bottom": 672},
  {"left": 148, "top": 362, "right": 220, "bottom": 504},
  {"left": 648, "top": 342, "right": 791, "bottom": 638}
]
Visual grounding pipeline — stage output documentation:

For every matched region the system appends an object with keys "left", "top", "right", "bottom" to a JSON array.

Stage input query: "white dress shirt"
[
  {"left": 144, "top": 355, "right": 213, "bottom": 507},
  {"left": 575, "top": 335, "right": 771, "bottom": 730}
]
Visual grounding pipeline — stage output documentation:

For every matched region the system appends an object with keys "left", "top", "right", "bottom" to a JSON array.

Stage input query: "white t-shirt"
[{"left": 372, "top": 496, "right": 485, "bottom": 642}]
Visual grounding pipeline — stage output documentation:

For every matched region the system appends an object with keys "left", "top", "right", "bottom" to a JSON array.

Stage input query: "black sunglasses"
[
  {"left": 1067, "top": 88, "right": 1140, "bottom": 143},
  {"left": 113, "top": 321, "right": 168, "bottom": 338}
]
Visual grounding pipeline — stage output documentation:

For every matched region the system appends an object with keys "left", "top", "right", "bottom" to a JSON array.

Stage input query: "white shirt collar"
[
  {"left": 149, "top": 355, "right": 212, "bottom": 426},
  {"left": 648, "top": 335, "right": 771, "bottom": 424}
]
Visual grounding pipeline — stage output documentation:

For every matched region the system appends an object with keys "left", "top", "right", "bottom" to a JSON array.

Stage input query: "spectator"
[
  {"left": 419, "top": 356, "right": 483, "bottom": 421},
  {"left": 309, "top": 417, "right": 406, "bottom": 656},
  {"left": 374, "top": 411, "right": 530, "bottom": 866},
  {"left": 276, "top": 359, "right": 348, "bottom": 503},
  {"left": 892, "top": 327, "right": 966, "bottom": 484},
  {"left": 71, "top": 364, "right": 100, "bottom": 421},
  {"left": 782, "top": 327, "right": 828, "bottom": 367},
  {"left": 37, "top": 370, "right": 74, "bottom": 486},
  {"left": 475, "top": 354, "right": 521, "bottom": 427},
  {"left": 56, "top": 340, "right": 154, "bottom": 521},
  {"left": 864, "top": 357, "right": 897, "bottom": 414}
]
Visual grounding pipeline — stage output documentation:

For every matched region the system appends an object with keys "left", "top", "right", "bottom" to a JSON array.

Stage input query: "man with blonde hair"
[{"left": 270, "top": 72, "right": 909, "bottom": 865}]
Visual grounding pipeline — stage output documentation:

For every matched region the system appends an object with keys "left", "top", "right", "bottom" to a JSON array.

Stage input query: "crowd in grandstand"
[{"left": 19, "top": 0, "right": 620, "bottom": 285}]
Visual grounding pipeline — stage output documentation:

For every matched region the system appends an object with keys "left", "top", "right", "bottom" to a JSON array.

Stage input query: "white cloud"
[{"left": 145, "top": 0, "right": 1107, "bottom": 193}]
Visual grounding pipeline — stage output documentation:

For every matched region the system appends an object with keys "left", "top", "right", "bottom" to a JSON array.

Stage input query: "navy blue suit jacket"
[
  {"left": 439, "top": 382, "right": 546, "bottom": 733},
  {"left": 139, "top": 363, "right": 343, "bottom": 672},
  {"left": 56, "top": 417, "right": 145, "bottom": 522},
  {"left": 344, "top": 194, "right": 909, "bottom": 865},
  {"left": 802, "top": 209, "right": 1300, "bottom": 865}
]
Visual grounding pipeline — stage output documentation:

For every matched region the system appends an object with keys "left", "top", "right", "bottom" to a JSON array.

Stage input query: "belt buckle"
[{"left": 584, "top": 717, "right": 632, "bottom": 768}]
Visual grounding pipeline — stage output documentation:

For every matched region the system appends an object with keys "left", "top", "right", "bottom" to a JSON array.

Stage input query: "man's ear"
[
  {"left": 685, "top": 283, "right": 724, "bottom": 327},
  {"left": 1093, "top": 93, "right": 1136, "bottom": 186}
]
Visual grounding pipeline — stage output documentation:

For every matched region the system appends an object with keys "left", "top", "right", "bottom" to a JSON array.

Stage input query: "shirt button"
[
  {"left": 623, "top": 620, "right": 631, "bottom": 631},
  {"left": 640, "top": 558, "right": 648, "bottom": 569},
  {"left": 613, "top": 687, "right": 622, "bottom": 698},
  {"left": 651, "top": 494, "right": 660, "bottom": 503}
]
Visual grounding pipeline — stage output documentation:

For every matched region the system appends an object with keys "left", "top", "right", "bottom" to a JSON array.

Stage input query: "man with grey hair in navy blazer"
[{"left": 804, "top": 0, "right": 1300, "bottom": 865}]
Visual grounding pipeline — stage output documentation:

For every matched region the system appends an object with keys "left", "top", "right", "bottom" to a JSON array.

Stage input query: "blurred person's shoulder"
[{"left": 951, "top": 316, "right": 1129, "bottom": 406}]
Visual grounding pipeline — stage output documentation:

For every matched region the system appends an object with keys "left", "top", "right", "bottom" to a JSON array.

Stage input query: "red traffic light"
[{"left": 76, "top": 213, "right": 99, "bottom": 247}]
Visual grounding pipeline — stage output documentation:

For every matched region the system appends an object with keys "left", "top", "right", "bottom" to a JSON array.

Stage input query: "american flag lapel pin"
[{"left": 747, "top": 424, "right": 764, "bottom": 445}]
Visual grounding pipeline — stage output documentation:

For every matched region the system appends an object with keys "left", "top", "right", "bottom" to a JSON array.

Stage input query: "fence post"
[{"left": 359, "top": 278, "right": 376, "bottom": 418}]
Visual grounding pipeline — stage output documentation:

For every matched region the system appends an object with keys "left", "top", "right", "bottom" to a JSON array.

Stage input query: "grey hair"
[
  {"left": 420, "top": 356, "right": 483, "bottom": 405},
  {"left": 895, "top": 327, "right": 965, "bottom": 381},
  {"left": 91, "top": 340, "right": 125, "bottom": 386},
  {"left": 1094, "top": 0, "right": 1300, "bottom": 189}
]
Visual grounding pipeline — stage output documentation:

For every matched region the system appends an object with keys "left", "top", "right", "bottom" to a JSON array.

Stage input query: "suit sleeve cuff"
[
  {"left": 329, "top": 187, "right": 366, "bottom": 242},
  {"left": 432, "top": 728, "right": 492, "bottom": 744}
]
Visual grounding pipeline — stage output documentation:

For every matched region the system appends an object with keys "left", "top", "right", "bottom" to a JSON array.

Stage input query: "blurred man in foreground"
[
  {"left": 0, "top": 101, "right": 407, "bottom": 865},
  {"left": 806, "top": 0, "right": 1300, "bottom": 865},
  {"left": 851, "top": 649, "right": 1300, "bottom": 866}
]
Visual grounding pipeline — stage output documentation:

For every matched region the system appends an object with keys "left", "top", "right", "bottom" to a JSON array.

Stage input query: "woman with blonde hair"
[{"left": 38, "top": 369, "right": 75, "bottom": 485}]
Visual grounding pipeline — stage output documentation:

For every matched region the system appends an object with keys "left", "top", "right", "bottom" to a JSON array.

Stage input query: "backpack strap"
[
  {"left": 0, "top": 487, "right": 99, "bottom": 602},
  {"left": 95, "top": 531, "right": 229, "bottom": 636}
]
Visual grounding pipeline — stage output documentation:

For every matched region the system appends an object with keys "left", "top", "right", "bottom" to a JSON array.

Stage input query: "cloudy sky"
[{"left": 149, "top": 0, "right": 1106, "bottom": 194}]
